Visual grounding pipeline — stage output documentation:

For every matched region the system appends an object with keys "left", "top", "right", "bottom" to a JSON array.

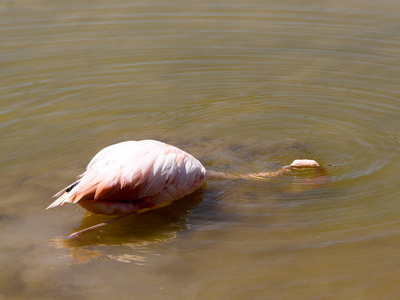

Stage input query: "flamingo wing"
[{"left": 47, "top": 140, "right": 206, "bottom": 213}]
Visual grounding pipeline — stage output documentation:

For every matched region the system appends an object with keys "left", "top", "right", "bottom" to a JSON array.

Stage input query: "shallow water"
[{"left": 1, "top": 0, "right": 400, "bottom": 299}]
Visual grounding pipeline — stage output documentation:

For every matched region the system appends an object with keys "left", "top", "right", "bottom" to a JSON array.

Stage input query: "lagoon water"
[{"left": 1, "top": 0, "right": 400, "bottom": 299}]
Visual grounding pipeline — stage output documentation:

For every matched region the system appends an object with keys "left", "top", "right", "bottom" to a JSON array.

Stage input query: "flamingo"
[{"left": 47, "top": 139, "right": 325, "bottom": 237}]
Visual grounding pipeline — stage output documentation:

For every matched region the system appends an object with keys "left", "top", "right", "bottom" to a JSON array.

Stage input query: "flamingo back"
[{"left": 47, "top": 140, "right": 206, "bottom": 214}]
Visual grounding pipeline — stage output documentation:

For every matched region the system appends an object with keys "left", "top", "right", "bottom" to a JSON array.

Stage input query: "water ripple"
[{"left": 2, "top": 0, "right": 400, "bottom": 270}]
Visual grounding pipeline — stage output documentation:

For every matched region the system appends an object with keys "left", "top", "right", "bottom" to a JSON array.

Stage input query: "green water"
[{"left": 1, "top": 0, "right": 400, "bottom": 299}]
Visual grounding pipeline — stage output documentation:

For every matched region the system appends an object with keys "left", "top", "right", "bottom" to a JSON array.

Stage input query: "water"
[{"left": 1, "top": 0, "right": 400, "bottom": 299}]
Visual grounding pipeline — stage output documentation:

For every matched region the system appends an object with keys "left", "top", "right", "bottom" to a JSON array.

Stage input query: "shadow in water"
[{"left": 49, "top": 189, "right": 205, "bottom": 264}]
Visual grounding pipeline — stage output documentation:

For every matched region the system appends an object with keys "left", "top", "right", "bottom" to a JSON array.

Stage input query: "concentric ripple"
[{"left": 1, "top": 0, "right": 400, "bottom": 298}]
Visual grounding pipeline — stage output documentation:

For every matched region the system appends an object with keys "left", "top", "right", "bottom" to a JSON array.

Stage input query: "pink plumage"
[{"left": 47, "top": 140, "right": 206, "bottom": 215}]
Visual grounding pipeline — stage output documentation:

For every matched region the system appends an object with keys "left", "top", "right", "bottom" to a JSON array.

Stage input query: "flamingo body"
[{"left": 47, "top": 140, "right": 206, "bottom": 215}]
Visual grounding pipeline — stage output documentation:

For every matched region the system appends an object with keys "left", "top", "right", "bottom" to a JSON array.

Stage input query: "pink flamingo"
[{"left": 47, "top": 140, "right": 325, "bottom": 237}]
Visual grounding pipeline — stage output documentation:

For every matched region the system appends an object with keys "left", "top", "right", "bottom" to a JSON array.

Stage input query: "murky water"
[{"left": 1, "top": 0, "right": 400, "bottom": 299}]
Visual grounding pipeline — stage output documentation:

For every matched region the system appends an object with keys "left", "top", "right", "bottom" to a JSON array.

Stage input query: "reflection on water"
[
  {"left": 2, "top": 0, "right": 400, "bottom": 298},
  {"left": 51, "top": 237, "right": 162, "bottom": 264},
  {"left": 50, "top": 191, "right": 204, "bottom": 264}
]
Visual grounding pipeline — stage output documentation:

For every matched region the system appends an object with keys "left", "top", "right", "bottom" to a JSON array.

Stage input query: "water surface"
[{"left": 1, "top": 0, "right": 400, "bottom": 299}]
